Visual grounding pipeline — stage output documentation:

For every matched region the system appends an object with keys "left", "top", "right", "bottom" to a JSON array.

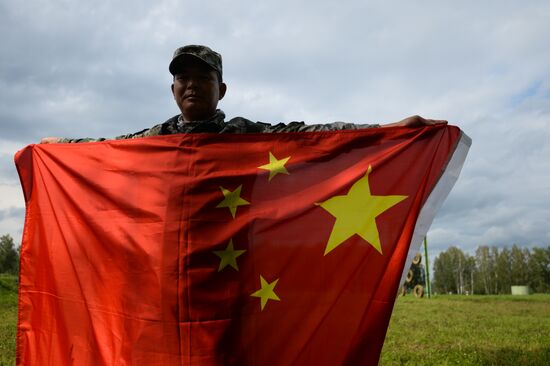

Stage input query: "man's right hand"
[{"left": 40, "top": 137, "right": 61, "bottom": 144}]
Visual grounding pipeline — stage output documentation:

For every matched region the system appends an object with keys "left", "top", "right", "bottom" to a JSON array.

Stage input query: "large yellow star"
[
  {"left": 213, "top": 239, "right": 246, "bottom": 271},
  {"left": 318, "top": 165, "right": 407, "bottom": 255},
  {"left": 216, "top": 185, "right": 250, "bottom": 218},
  {"left": 251, "top": 275, "right": 280, "bottom": 311},
  {"left": 258, "top": 152, "right": 291, "bottom": 181}
]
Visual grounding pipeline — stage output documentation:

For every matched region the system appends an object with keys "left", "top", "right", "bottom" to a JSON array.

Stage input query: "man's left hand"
[{"left": 383, "top": 115, "right": 448, "bottom": 128}]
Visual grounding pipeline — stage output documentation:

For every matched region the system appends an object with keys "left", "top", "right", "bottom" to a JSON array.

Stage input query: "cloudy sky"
[{"left": 1, "top": 0, "right": 549, "bottom": 261}]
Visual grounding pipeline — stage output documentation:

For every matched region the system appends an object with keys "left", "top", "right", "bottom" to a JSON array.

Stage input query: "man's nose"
[{"left": 186, "top": 76, "right": 200, "bottom": 88}]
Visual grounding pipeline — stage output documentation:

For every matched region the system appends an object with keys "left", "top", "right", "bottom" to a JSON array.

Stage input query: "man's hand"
[
  {"left": 40, "top": 137, "right": 61, "bottom": 144},
  {"left": 383, "top": 115, "right": 448, "bottom": 128}
]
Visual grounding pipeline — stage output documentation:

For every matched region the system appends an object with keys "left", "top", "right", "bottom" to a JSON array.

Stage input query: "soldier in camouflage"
[{"left": 41, "top": 45, "right": 445, "bottom": 143}]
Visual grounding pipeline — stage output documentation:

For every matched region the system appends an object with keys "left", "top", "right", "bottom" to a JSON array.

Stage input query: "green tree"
[
  {"left": 464, "top": 255, "right": 477, "bottom": 295},
  {"left": 510, "top": 244, "right": 529, "bottom": 285},
  {"left": 475, "top": 246, "right": 497, "bottom": 294},
  {"left": 495, "top": 247, "right": 512, "bottom": 294},
  {"left": 433, "top": 249, "right": 453, "bottom": 294},
  {"left": 528, "top": 246, "right": 550, "bottom": 293},
  {"left": 433, "top": 246, "right": 467, "bottom": 294},
  {"left": 449, "top": 247, "right": 467, "bottom": 294},
  {"left": 0, "top": 234, "right": 19, "bottom": 274}
]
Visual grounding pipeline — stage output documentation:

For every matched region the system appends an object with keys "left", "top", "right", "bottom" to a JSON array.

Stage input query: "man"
[{"left": 41, "top": 44, "right": 446, "bottom": 143}]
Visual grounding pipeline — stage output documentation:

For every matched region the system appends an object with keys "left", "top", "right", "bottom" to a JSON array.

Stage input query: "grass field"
[
  {"left": 1, "top": 274, "right": 549, "bottom": 365},
  {"left": 380, "top": 293, "right": 550, "bottom": 365},
  {"left": 0, "top": 274, "right": 18, "bottom": 366}
]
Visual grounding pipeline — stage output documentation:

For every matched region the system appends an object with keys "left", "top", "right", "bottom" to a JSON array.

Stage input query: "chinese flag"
[{"left": 15, "top": 125, "right": 470, "bottom": 365}]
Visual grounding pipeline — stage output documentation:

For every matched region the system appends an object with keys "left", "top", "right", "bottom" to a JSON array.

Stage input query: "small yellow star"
[
  {"left": 318, "top": 165, "right": 407, "bottom": 255},
  {"left": 213, "top": 239, "right": 246, "bottom": 272},
  {"left": 258, "top": 152, "right": 291, "bottom": 181},
  {"left": 216, "top": 185, "right": 250, "bottom": 218},
  {"left": 251, "top": 275, "right": 280, "bottom": 311}
]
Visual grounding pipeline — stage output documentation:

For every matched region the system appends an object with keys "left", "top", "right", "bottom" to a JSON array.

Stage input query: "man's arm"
[
  {"left": 41, "top": 115, "right": 448, "bottom": 143},
  {"left": 40, "top": 118, "right": 177, "bottom": 144},
  {"left": 259, "top": 115, "right": 447, "bottom": 133},
  {"left": 41, "top": 136, "right": 107, "bottom": 144},
  {"left": 40, "top": 128, "right": 155, "bottom": 144}
]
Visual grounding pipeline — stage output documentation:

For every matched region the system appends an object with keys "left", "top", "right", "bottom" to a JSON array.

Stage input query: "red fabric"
[{"left": 15, "top": 125, "right": 461, "bottom": 365}]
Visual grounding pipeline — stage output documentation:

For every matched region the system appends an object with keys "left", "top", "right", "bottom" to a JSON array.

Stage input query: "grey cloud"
[
  {"left": 0, "top": 156, "right": 19, "bottom": 184},
  {"left": 0, "top": 207, "right": 24, "bottom": 221}
]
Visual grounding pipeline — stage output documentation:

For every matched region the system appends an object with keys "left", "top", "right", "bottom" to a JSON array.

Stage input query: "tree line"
[
  {"left": 432, "top": 245, "right": 550, "bottom": 294},
  {"left": 0, "top": 234, "right": 19, "bottom": 274}
]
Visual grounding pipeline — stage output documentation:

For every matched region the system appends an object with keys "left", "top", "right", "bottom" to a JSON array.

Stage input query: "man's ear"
[
  {"left": 171, "top": 83, "right": 175, "bottom": 97},
  {"left": 218, "top": 83, "right": 227, "bottom": 100}
]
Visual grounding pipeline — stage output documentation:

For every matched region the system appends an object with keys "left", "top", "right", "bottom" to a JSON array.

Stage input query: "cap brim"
[{"left": 169, "top": 53, "right": 215, "bottom": 75}]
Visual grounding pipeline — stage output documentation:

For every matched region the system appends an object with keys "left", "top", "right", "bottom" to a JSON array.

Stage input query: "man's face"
[{"left": 171, "top": 58, "right": 226, "bottom": 122}]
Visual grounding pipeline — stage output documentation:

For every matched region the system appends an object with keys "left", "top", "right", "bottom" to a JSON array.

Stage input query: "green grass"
[
  {"left": 380, "top": 294, "right": 550, "bottom": 365},
  {"left": 1, "top": 277, "right": 549, "bottom": 365},
  {"left": 0, "top": 274, "right": 18, "bottom": 366}
]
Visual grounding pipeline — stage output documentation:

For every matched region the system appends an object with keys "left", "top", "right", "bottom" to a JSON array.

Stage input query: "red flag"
[{"left": 15, "top": 125, "right": 469, "bottom": 365}]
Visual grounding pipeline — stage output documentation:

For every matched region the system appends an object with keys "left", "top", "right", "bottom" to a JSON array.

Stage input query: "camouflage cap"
[{"left": 169, "top": 45, "right": 223, "bottom": 80}]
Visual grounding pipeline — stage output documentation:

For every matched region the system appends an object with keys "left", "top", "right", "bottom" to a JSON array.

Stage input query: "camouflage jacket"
[{"left": 59, "top": 110, "right": 379, "bottom": 143}]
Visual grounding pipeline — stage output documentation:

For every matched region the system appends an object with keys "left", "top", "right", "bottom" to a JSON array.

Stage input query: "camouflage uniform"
[
  {"left": 59, "top": 110, "right": 379, "bottom": 143},
  {"left": 59, "top": 45, "right": 378, "bottom": 143}
]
